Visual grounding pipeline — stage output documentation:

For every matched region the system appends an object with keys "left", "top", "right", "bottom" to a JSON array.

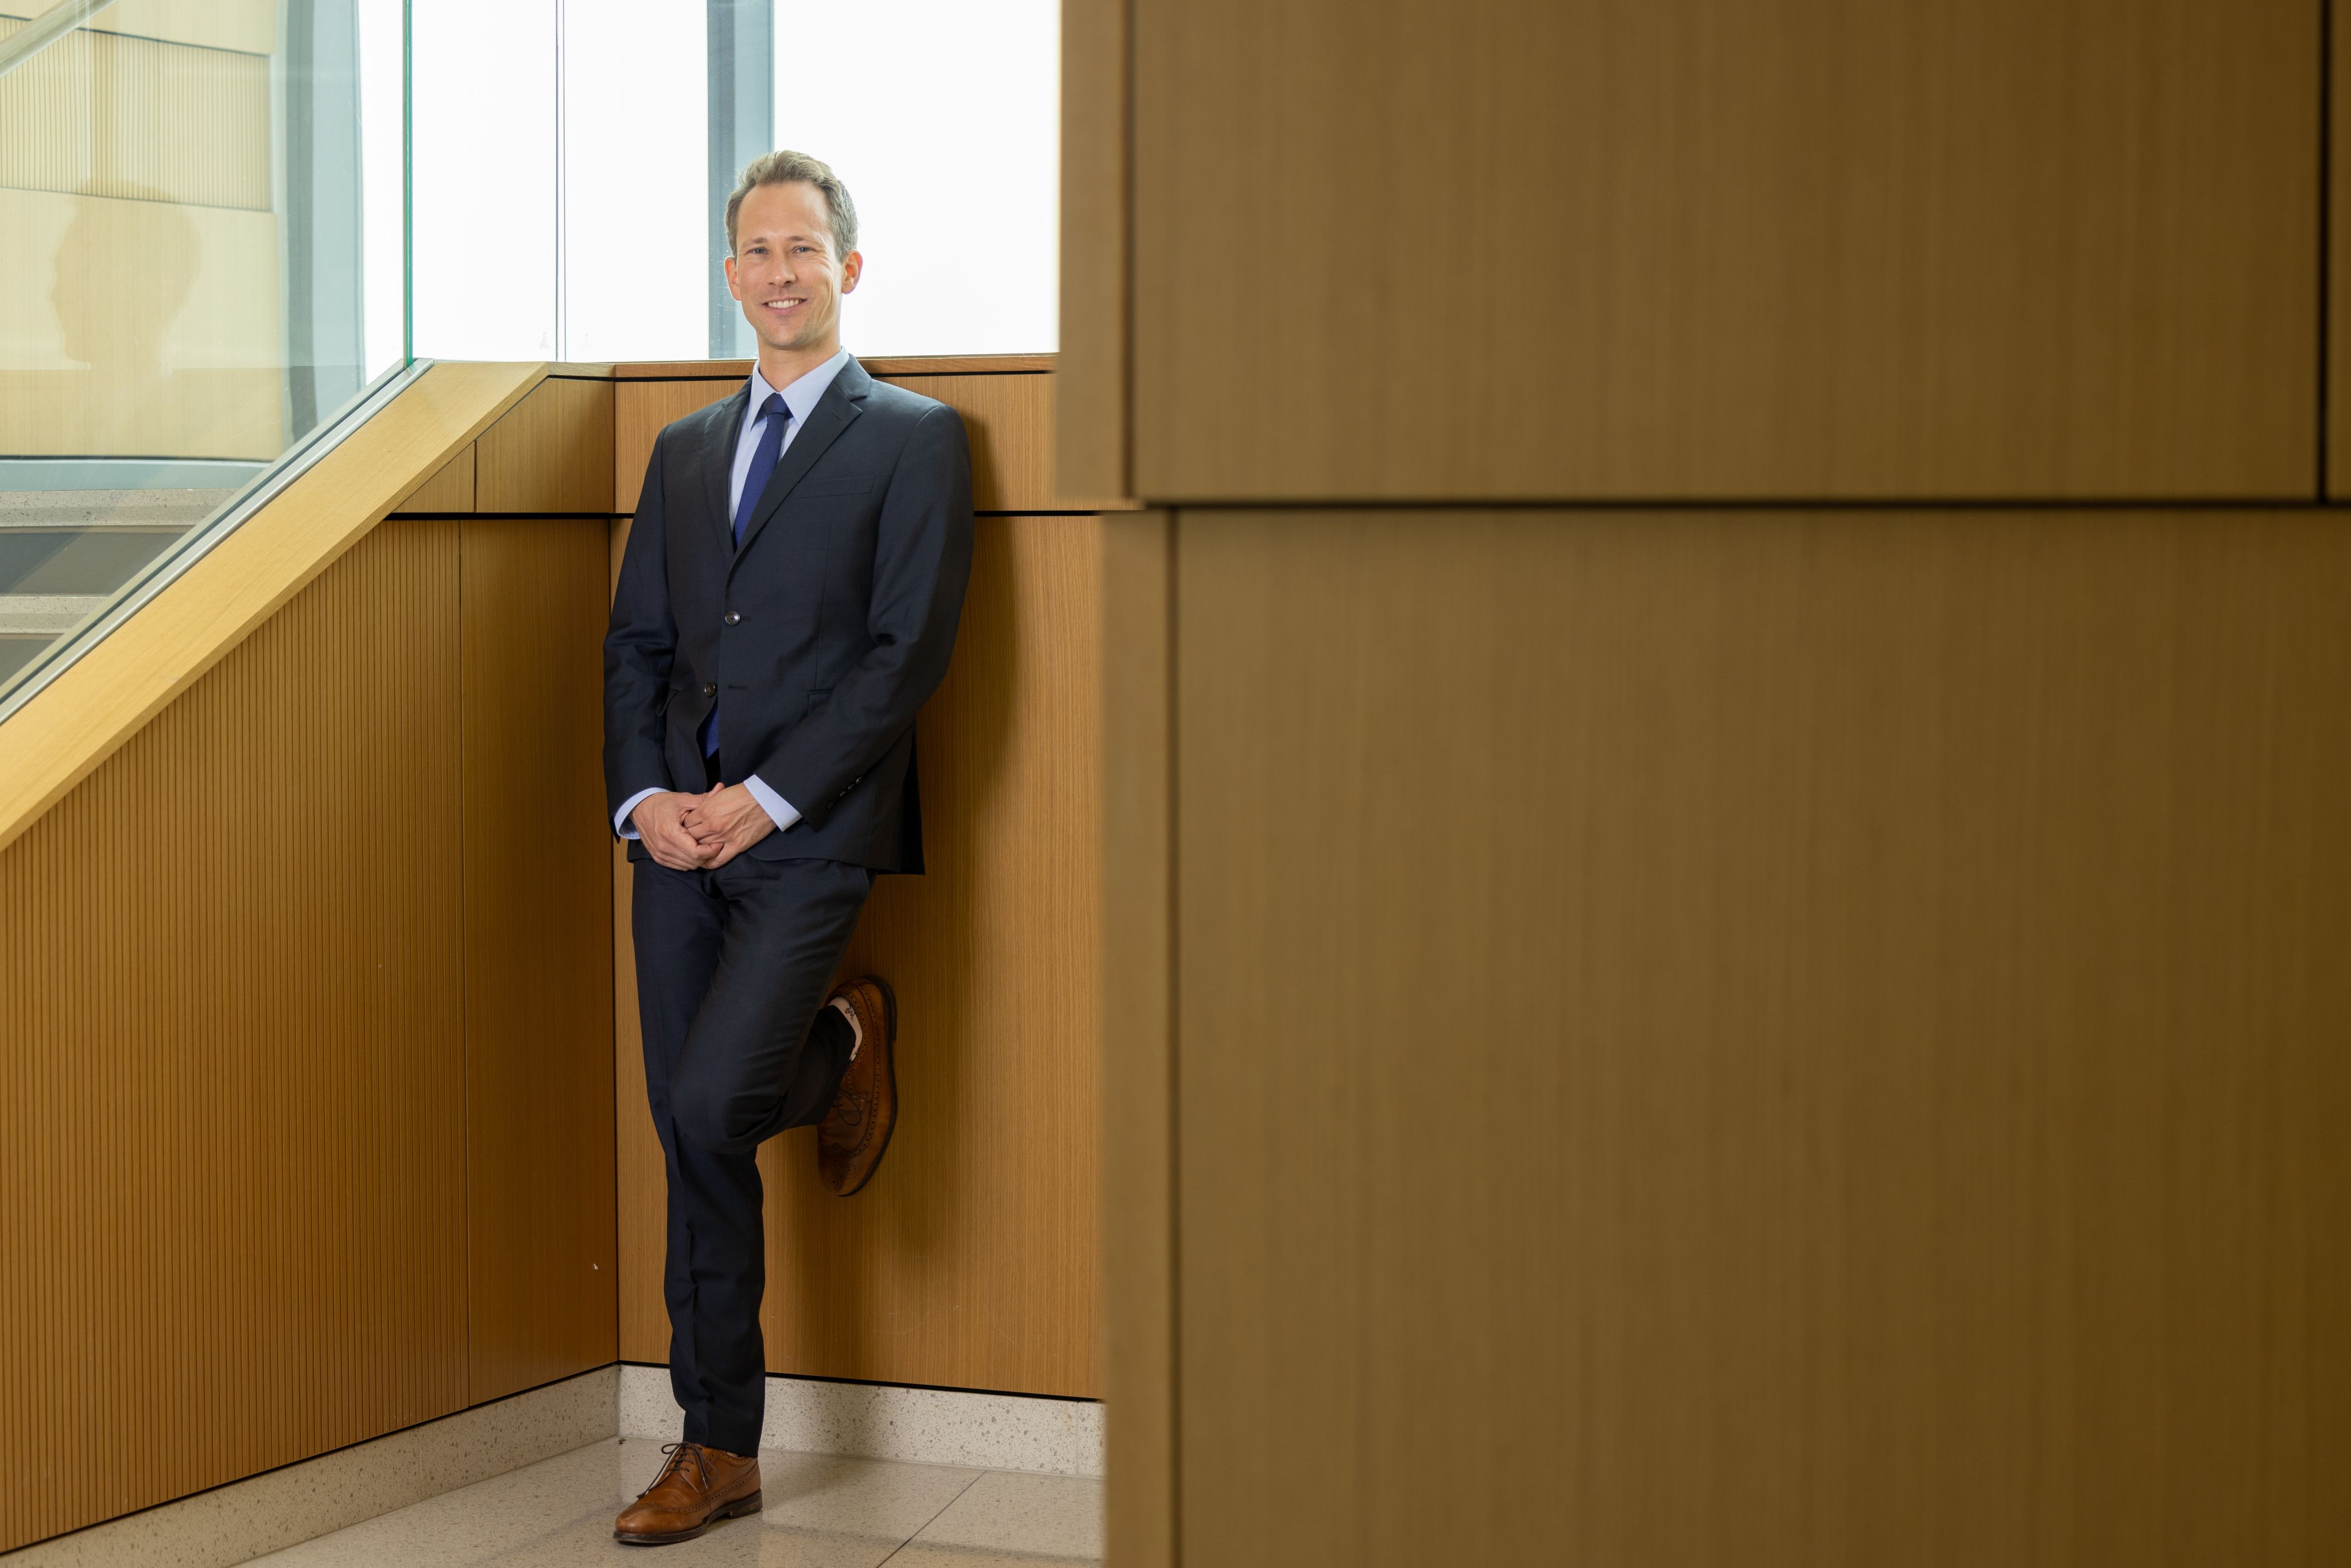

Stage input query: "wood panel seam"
[{"left": 1163, "top": 509, "right": 1181, "bottom": 1568}]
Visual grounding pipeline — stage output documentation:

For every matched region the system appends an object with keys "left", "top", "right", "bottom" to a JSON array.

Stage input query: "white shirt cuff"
[
  {"left": 743, "top": 773, "right": 802, "bottom": 833},
  {"left": 614, "top": 786, "right": 664, "bottom": 840}
]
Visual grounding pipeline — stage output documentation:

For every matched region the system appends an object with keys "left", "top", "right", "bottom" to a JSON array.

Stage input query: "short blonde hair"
[{"left": 724, "top": 150, "right": 858, "bottom": 259}]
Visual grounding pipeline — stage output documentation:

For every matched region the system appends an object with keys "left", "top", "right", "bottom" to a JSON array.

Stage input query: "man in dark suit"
[{"left": 602, "top": 149, "right": 972, "bottom": 1547}]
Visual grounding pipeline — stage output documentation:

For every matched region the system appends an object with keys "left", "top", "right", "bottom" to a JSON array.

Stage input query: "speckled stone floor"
[{"left": 241, "top": 1438, "right": 1103, "bottom": 1566}]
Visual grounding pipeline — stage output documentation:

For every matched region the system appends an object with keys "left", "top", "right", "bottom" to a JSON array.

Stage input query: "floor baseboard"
[
  {"left": 617, "top": 1364, "right": 1104, "bottom": 1478},
  {"left": 1, "top": 1369, "right": 618, "bottom": 1567},
  {"left": 6, "top": 1364, "right": 1103, "bottom": 1564}
]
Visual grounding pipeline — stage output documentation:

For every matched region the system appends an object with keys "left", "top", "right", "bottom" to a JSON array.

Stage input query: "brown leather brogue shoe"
[
  {"left": 818, "top": 976, "right": 898, "bottom": 1196},
  {"left": 614, "top": 1441, "right": 761, "bottom": 1546}
]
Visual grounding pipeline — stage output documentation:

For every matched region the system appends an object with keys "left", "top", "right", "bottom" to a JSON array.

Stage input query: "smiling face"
[{"left": 724, "top": 180, "right": 862, "bottom": 361}]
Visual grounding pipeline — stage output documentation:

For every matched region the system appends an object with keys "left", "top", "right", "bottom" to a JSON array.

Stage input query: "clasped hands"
[{"left": 631, "top": 785, "right": 777, "bottom": 871}]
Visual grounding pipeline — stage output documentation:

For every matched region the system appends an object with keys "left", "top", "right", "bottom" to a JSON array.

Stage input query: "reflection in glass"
[{"left": 0, "top": 0, "right": 405, "bottom": 700}]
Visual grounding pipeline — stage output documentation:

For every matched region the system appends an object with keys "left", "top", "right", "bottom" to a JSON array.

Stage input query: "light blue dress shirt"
[{"left": 615, "top": 348, "right": 856, "bottom": 843}]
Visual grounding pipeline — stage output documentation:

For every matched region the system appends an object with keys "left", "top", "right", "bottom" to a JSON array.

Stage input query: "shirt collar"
[{"left": 747, "top": 347, "right": 855, "bottom": 429}]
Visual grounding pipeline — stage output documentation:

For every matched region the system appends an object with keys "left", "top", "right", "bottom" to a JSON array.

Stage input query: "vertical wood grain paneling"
[
  {"left": 1101, "top": 513, "right": 1174, "bottom": 1568},
  {"left": 1171, "top": 507, "right": 2351, "bottom": 1568},
  {"left": 0, "top": 523, "right": 468, "bottom": 1554},
  {"left": 396, "top": 447, "right": 475, "bottom": 514},
  {"left": 757, "top": 515, "right": 1103, "bottom": 1395},
  {"left": 459, "top": 518, "right": 619, "bottom": 1403},
  {"left": 614, "top": 381, "right": 732, "bottom": 514},
  {"left": 1060, "top": 0, "right": 1131, "bottom": 500},
  {"left": 1130, "top": 0, "right": 2319, "bottom": 500},
  {"left": 615, "top": 826, "right": 667, "bottom": 1363},
  {"left": 882, "top": 374, "right": 1057, "bottom": 511},
  {"left": 476, "top": 378, "right": 617, "bottom": 514},
  {"left": 609, "top": 516, "right": 669, "bottom": 1364},
  {"left": 2332, "top": 0, "right": 2348, "bottom": 494},
  {"left": 614, "top": 872, "right": 668, "bottom": 1360}
]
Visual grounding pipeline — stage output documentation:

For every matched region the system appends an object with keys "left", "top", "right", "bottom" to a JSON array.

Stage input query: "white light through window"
[
  {"left": 407, "top": 1, "right": 1060, "bottom": 363},
  {"left": 772, "top": 1, "right": 1059, "bottom": 356},
  {"left": 563, "top": 0, "right": 708, "bottom": 363},
  {"left": 409, "top": 0, "right": 557, "bottom": 360}
]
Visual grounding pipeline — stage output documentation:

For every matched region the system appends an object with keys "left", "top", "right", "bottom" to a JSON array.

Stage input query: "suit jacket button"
[
  {"left": 724, "top": 611, "right": 740, "bottom": 626},
  {"left": 703, "top": 682, "right": 717, "bottom": 698}
]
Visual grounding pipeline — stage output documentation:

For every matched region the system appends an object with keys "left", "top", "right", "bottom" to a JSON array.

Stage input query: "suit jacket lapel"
[
  {"left": 732, "top": 358, "right": 872, "bottom": 564},
  {"left": 703, "top": 385, "right": 751, "bottom": 561}
]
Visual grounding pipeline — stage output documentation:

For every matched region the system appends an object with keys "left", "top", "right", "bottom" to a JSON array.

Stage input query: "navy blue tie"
[
  {"left": 706, "top": 393, "right": 791, "bottom": 759},
  {"left": 733, "top": 392, "right": 790, "bottom": 546}
]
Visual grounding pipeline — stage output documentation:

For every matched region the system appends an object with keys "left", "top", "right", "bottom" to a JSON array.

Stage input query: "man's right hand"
[{"left": 631, "top": 791, "right": 716, "bottom": 871}]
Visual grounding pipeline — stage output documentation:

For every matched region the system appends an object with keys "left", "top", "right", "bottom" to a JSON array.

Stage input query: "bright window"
[
  {"left": 408, "top": 1, "right": 1058, "bottom": 363},
  {"left": 775, "top": 1, "right": 1060, "bottom": 356}
]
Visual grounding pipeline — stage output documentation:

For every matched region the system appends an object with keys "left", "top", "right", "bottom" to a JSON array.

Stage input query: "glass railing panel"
[
  {"left": 0, "top": 360, "right": 424, "bottom": 723},
  {"left": 0, "top": 476, "right": 241, "bottom": 685},
  {"left": 0, "top": 0, "right": 408, "bottom": 710}
]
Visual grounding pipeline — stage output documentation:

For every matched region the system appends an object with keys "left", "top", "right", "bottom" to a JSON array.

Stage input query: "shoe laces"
[{"left": 643, "top": 1441, "right": 715, "bottom": 1496}]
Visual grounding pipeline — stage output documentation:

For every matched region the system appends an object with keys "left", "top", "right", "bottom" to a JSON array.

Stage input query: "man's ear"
[
  {"left": 723, "top": 253, "right": 742, "bottom": 300},
  {"left": 839, "top": 250, "right": 863, "bottom": 294}
]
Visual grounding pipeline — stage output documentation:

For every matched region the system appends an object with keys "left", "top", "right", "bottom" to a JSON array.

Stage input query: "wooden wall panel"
[
  {"left": 611, "top": 517, "right": 1107, "bottom": 1395},
  {"left": 1169, "top": 507, "right": 2351, "bottom": 1567},
  {"left": 1128, "top": 0, "right": 2319, "bottom": 501},
  {"left": 476, "top": 377, "right": 617, "bottom": 514},
  {"left": 615, "top": 381, "right": 732, "bottom": 513},
  {"left": 885, "top": 372, "right": 1056, "bottom": 512},
  {"left": 761, "top": 514, "right": 1103, "bottom": 1394},
  {"left": 610, "top": 515, "right": 669, "bottom": 1365},
  {"left": 459, "top": 517, "right": 619, "bottom": 1403},
  {"left": 1101, "top": 513, "right": 1174, "bottom": 1568},
  {"left": 615, "top": 367, "right": 1062, "bottom": 513},
  {"left": 615, "top": 838, "right": 666, "bottom": 1363},
  {"left": 397, "top": 445, "right": 476, "bottom": 514},
  {"left": 0, "top": 524, "right": 469, "bottom": 1553},
  {"left": 2333, "top": 0, "right": 2349, "bottom": 494},
  {"left": 1060, "top": 0, "right": 1131, "bottom": 500}
]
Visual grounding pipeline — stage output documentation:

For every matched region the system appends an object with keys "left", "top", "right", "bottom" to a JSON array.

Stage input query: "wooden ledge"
[{"left": 614, "top": 354, "right": 1058, "bottom": 379}]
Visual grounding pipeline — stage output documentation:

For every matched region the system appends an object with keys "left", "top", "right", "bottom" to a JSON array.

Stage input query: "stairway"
[{"left": 0, "top": 487, "right": 234, "bottom": 686}]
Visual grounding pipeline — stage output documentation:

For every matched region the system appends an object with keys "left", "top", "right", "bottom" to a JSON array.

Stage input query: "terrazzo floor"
[{"left": 240, "top": 1438, "right": 1104, "bottom": 1566}]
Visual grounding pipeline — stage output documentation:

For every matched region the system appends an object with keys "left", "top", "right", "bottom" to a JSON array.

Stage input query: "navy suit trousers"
[{"left": 632, "top": 840, "right": 870, "bottom": 1453}]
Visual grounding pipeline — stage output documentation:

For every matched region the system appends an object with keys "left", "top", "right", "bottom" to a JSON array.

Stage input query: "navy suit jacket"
[{"left": 603, "top": 356, "right": 973, "bottom": 872}]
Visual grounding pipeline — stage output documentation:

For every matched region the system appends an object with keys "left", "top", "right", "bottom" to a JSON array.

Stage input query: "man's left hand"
[{"left": 678, "top": 783, "right": 778, "bottom": 868}]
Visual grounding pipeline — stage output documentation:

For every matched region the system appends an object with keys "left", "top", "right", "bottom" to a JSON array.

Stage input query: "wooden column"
[{"left": 1076, "top": 3, "right": 2351, "bottom": 1565}]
